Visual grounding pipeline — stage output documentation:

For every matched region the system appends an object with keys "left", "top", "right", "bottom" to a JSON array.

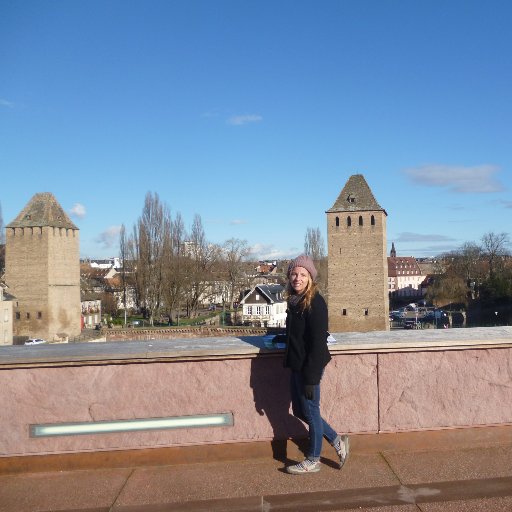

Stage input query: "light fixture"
[{"left": 30, "top": 412, "right": 234, "bottom": 438}]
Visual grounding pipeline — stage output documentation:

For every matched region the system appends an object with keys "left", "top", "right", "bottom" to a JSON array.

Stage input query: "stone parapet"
[{"left": 0, "top": 327, "right": 511, "bottom": 459}]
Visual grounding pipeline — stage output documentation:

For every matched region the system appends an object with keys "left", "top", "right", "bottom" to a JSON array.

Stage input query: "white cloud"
[
  {"left": 95, "top": 225, "right": 122, "bottom": 249},
  {"left": 249, "top": 243, "right": 298, "bottom": 261},
  {"left": 70, "top": 203, "right": 86, "bottom": 218},
  {"left": 0, "top": 99, "right": 15, "bottom": 108},
  {"left": 402, "top": 164, "right": 503, "bottom": 193},
  {"left": 501, "top": 200, "right": 512, "bottom": 209},
  {"left": 395, "top": 232, "right": 456, "bottom": 243},
  {"left": 227, "top": 114, "right": 263, "bottom": 126},
  {"left": 230, "top": 219, "right": 247, "bottom": 225}
]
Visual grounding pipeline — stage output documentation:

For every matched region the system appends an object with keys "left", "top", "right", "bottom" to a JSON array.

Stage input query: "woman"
[{"left": 284, "top": 254, "right": 349, "bottom": 474}]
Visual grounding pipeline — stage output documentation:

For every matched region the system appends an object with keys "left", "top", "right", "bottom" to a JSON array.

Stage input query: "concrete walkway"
[{"left": 2, "top": 426, "right": 512, "bottom": 511}]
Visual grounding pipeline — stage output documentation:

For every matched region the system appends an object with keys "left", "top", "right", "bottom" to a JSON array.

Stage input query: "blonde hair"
[{"left": 285, "top": 273, "right": 318, "bottom": 311}]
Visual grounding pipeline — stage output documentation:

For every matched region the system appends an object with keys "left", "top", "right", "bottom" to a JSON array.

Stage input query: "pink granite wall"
[
  {"left": 378, "top": 348, "right": 512, "bottom": 431},
  {"left": 0, "top": 353, "right": 377, "bottom": 457},
  {"left": 2, "top": 347, "right": 510, "bottom": 458}
]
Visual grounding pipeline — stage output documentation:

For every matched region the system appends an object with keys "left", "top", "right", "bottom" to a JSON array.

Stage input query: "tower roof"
[
  {"left": 7, "top": 192, "right": 78, "bottom": 229},
  {"left": 326, "top": 174, "right": 387, "bottom": 214}
]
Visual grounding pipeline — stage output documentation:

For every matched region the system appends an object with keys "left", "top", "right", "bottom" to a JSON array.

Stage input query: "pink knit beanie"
[{"left": 287, "top": 254, "right": 318, "bottom": 281}]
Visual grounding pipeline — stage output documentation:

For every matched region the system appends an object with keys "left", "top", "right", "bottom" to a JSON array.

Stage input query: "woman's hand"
[{"left": 304, "top": 384, "right": 315, "bottom": 400}]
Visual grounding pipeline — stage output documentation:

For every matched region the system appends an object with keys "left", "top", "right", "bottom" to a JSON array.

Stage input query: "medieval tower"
[
  {"left": 5, "top": 193, "right": 81, "bottom": 341},
  {"left": 326, "top": 174, "right": 389, "bottom": 332}
]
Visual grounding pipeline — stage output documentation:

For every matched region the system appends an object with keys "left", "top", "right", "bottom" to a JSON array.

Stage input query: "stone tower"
[
  {"left": 5, "top": 193, "right": 81, "bottom": 341},
  {"left": 326, "top": 174, "right": 389, "bottom": 332}
]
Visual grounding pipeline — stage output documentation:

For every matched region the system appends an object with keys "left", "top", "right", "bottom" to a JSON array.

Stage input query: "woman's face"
[{"left": 289, "top": 266, "right": 311, "bottom": 294}]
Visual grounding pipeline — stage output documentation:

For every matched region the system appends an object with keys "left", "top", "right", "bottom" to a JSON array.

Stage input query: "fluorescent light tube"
[{"left": 30, "top": 413, "right": 234, "bottom": 437}]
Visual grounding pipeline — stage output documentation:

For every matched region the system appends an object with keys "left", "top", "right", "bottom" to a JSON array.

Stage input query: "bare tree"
[
  {"left": 304, "top": 227, "right": 325, "bottom": 260},
  {"left": 304, "top": 226, "right": 327, "bottom": 293},
  {"left": 132, "top": 192, "right": 171, "bottom": 326},
  {"left": 162, "top": 212, "right": 187, "bottom": 325},
  {"left": 0, "top": 202, "right": 5, "bottom": 273},
  {"left": 223, "top": 238, "right": 250, "bottom": 309},
  {"left": 481, "top": 232, "right": 510, "bottom": 278},
  {"left": 118, "top": 224, "right": 129, "bottom": 326},
  {"left": 184, "top": 214, "right": 219, "bottom": 317},
  {"left": 425, "top": 265, "right": 469, "bottom": 306}
]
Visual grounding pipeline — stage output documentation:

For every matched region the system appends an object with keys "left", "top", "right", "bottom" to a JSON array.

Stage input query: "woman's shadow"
[{"left": 249, "top": 355, "right": 308, "bottom": 465}]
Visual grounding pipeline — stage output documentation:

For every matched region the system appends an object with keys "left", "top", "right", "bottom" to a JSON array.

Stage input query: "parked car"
[
  {"left": 422, "top": 310, "right": 450, "bottom": 327},
  {"left": 24, "top": 338, "right": 47, "bottom": 345},
  {"left": 390, "top": 310, "right": 405, "bottom": 321},
  {"left": 403, "top": 319, "right": 420, "bottom": 329}
]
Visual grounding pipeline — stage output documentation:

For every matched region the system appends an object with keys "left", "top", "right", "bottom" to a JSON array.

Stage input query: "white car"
[{"left": 24, "top": 338, "right": 47, "bottom": 345}]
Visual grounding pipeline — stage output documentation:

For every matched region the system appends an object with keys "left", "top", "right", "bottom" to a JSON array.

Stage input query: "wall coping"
[{"left": 1, "top": 326, "right": 511, "bottom": 369}]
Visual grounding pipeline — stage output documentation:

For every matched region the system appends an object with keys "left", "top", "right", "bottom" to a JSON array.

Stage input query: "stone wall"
[
  {"left": 327, "top": 210, "right": 389, "bottom": 332},
  {"left": 5, "top": 226, "right": 50, "bottom": 338},
  {"left": 1, "top": 329, "right": 511, "bottom": 458},
  {"left": 5, "top": 226, "right": 81, "bottom": 341},
  {"left": 105, "top": 326, "right": 270, "bottom": 341}
]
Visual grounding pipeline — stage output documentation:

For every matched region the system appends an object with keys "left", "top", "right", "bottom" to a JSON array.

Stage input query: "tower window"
[
  {"left": 15, "top": 312, "right": 20, "bottom": 320},
  {"left": 26, "top": 312, "right": 30, "bottom": 319},
  {"left": 342, "top": 309, "right": 347, "bottom": 316},
  {"left": 364, "top": 308, "right": 369, "bottom": 316},
  {"left": 38, "top": 312, "right": 42, "bottom": 319},
  {"left": 371, "top": 215, "right": 375, "bottom": 226},
  {"left": 335, "top": 216, "right": 339, "bottom": 227},
  {"left": 347, "top": 216, "right": 351, "bottom": 227},
  {"left": 359, "top": 215, "right": 363, "bottom": 226}
]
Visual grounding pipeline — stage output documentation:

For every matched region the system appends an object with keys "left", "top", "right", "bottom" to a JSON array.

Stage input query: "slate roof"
[
  {"left": 241, "top": 284, "right": 285, "bottom": 304},
  {"left": 387, "top": 256, "right": 422, "bottom": 277},
  {"left": 7, "top": 192, "right": 78, "bottom": 229},
  {"left": 326, "top": 174, "right": 387, "bottom": 214}
]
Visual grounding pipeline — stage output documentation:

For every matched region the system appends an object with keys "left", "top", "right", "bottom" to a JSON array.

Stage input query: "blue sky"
[{"left": 1, "top": 0, "right": 511, "bottom": 260}]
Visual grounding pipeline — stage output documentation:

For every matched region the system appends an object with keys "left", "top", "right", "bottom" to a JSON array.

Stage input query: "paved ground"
[{"left": 1, "top": 426, "right": 512, "bottom": 512}]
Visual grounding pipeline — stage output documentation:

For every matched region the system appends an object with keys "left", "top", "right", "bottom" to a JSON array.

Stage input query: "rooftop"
[
  {"left": 326, "top": 174, "right": 387, "bottom": 214},
  {"left": 6, "top": 192, "right": 78, "bottom": 230}
]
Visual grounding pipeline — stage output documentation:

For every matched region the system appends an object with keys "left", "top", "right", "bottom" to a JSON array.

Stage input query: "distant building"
[
  {"left": 87, "top": 257, "right": 122, "bottom": 270},
  {"left": 256, "top": 261, "right": 277, "bottom": 274},
  {"left": 80, "top": 262, "right": 136, "bottom": 312},
  {"left": 81, "top": 297, "right": 102, "bottom": 329},
  {"left": 388, "top": 255, "right": 425, "bottom": 298},
  {"left": 5, "top": 193, "right": 81, "bottom": 342},
  {"left": 240, "top": 284, "right": 286, "bottom": 327},
  {"left": 326, "top": 174, "right": 389, "bottom": 332}
]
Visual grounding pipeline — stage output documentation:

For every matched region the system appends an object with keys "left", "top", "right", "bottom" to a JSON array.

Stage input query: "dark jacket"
[{"left": 284, "top": 291, "right": 331, "bottom": 385}]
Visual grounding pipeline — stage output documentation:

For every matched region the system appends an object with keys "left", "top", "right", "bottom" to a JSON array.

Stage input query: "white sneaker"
[
  {"left": 286, "top": 458, "right": 321, "bottom": 474},
  {"left": 334, "top": 435, "right": 350, "bottom": 469}
]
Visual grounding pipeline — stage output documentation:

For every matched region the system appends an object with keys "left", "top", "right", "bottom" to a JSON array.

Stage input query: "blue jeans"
[{"left": 290, "top": 371, "right": 338, "bottom": 460}]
